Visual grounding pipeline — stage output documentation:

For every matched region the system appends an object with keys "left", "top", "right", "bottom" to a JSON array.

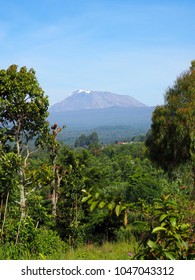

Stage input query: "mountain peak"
[
  {"left": 73, "top": 89, "right": 92, "bottom": 95},
  {"left": 49, "top": 90, "right": 147, "bottom": 112}
]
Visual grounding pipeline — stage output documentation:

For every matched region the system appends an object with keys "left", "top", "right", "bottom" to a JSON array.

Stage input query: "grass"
[
  {"left": 0, "top": 232, "right": 138, "bottom": 260},
  {"left": 0, "top": 240, "right": 137, "bottom": 260},
  {"left": 45, "top": 240, "right": 137, "bottom": 260}
]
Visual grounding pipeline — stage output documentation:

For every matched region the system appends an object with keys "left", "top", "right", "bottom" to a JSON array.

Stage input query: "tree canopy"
[
  {"left": 0, "top": 64, "right": 50, "bottom": 218},
  {"left": 145, "top": 61, "right": 195, "bottom": 195},
  {"left": 74, "top": 131, "right": 99, "bottom": 148},
  {"left": 0, "top": 64, "right": 49, "bottom": 149}
]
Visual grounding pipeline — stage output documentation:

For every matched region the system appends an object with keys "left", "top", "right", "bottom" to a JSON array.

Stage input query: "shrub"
[{"left": 134, "top": 195, "right": 195, "bottom": 260}]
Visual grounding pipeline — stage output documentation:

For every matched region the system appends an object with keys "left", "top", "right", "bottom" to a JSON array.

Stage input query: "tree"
[
  {"left": 74, "top": 134, "right": 88, "bottom": 148},
  {"left": 44, "top": 123, "right": 66, "bottom": 217},
  {"left": 145, "top": 61, "right": 195, "bottom": 196},
  {"left": 74, "top": 132, "right": 99, "bottom": 148},
  {"left": 0, "top": 65, "right": 50, "bottom": 218},
  {"left": 88, "top": 131, "right": 99, "bottom": 146}
]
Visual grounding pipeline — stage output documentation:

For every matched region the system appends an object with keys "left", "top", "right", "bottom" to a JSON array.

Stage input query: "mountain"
[
  {"left": 48, "top": 90, "right": 154, "bottom": 145},
  {"left": 48, "top": 106, "right": 155, "bottom": 144},
  {"left": 49, "top": 89, "right": 147, "bottom": 112},
  {"left": 48, "top": 106, "right": 155, "bottom": 130}
]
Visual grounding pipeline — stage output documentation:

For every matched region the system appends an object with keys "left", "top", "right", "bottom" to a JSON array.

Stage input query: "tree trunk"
[
  {"left": 51, "top": 169, "right": 62, "bottom": 216},
  {"left": 16, "top": 134, "right": 27, "bottom": 218},
  {"left": 19, "top": 183, "right": 26, "bottom": 219},
  {"left": 51, "top": 180, "right": 57, "bottom": 217}
]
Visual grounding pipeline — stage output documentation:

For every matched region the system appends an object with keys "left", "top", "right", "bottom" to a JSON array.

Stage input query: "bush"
[
  {"left": 31, "top": 228, "right": 68, "bottom": 258},
  {"left": 134, "top": 196, "right": 195, "bottom": 260}
]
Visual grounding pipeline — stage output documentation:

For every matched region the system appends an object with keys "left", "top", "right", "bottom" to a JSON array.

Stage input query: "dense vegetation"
[{"left": 0, "top": 64, "right": 194, "bottom": 259}]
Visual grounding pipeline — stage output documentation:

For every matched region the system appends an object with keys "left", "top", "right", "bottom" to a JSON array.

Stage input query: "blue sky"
[{"left": 0, "top": 0, "right": 194, "bottom": 106}]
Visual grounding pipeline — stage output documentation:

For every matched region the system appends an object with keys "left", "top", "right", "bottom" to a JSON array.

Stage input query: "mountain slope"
[
  {"left": 48, "top": 106, "right": 154, "bottom": 130},
  {"left": 49, "top": 90, "right": 147, "bottom": 112}
]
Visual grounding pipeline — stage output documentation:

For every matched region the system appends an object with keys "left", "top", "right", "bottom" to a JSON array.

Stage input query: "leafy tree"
[
  {"left": 74, "top": 133, "right": 88, "bottom": 148},
  {"left": 55, "top": 146, "right": 87, "bottom": 245},
  {"left": 42, "top": 123, "right": 66, "bottom": 217},
  {"left": 88, "top": 131, "right": 99, "bottom": 146},
  {"left": 74, "top": 131, "right": 99, "bottom": 148},
  {"left": 145, "top": 61, "right": 195, "bottom": 196},
  {"left": 0, "top": 65, "right": 49, "bottom": 219}
]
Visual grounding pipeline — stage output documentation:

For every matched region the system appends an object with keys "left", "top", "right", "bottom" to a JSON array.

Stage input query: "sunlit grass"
[
  {"left": 0, "top": 239, "right": 138, "bottom": 260},
  {"left": 46, "top": 240, "right": 137, "bottom": 260}
]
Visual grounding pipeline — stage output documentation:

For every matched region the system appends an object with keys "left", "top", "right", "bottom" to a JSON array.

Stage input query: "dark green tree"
[
  {"left": 88, "top": 131, "right": 99, "bottom": 146},
  {"left": 145, "top": 61, "right": 195, "bottom": 196},
  {"left": 0, "top": 65, "right": 50, "bottom": 219},
  {"left": 74, "top": 132, "right": 99, "bottom": 148},
  {"left": 74, "top": 133, "right": 88, "bottom": 147}
]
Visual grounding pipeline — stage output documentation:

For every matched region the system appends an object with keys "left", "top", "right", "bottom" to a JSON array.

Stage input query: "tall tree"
[
  {"left": 145, "top": 61, "right": 195, "bottom": 196},
  {"left": 0, "top": 65, "right": 49, "bottom": 218},
  {"left": 46, "top": 123, "right": 66, "bottom": 217}
]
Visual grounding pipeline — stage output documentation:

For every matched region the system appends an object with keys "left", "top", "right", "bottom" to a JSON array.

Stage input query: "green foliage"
[
  {"left": 0, "top": 63, "right": 194, "bottom": 260},
  {"left": 31, "top": 228, "right": 67, "bottom": 258},
  {"left": 0, "top": 64, "right": 49, "bottom": 146},
  {"left": 82, "top": 189, "right": 130, "bottom": 227},
  {"left": 74, "top": 131, "right": 100, "bottom": 148},
  {"left": 0, "top": 147, "right": 20, "bottom": 195},
  {"left": 55, "top": 146, "right": 87, "bottom": 245},
  {"left": 145, "top": 62, "right": 195, "bottom": 196},
  {"left": 131, "top": 134, "right": 146, "bottom": 142},
  {"left": 62, "top": 240, "right": 137, "bottom": 260},
  {"left": 135, "top": 196, "right": 195, "bottom": 260},
  {"left": 0, "top": 227, "right": 67, "bottom": 259},
  {"left": 0, "top": 64, "right": 50, "bottom": 221}
]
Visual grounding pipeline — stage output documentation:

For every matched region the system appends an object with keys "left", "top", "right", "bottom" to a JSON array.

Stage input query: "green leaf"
[
  {"left": 159, "top": 213, "right": 167, "bottom": 222},
  {"left": 180, "top": 240, "right": 188, "bottom": 250},
  {"left": 39, "top": 253, "right": 46, "bottom": 260},
  {"left": 166, "top": 200, "right": 177, "bottom": 207},
  {"left": 81, "top": 189, "right": 87, "bottom": 194},
  {"left": 173, "top": 233, "right": 182, "bottom": 242},
  {"left": 90, "top": 201, "right": 99, "bottom": 211},
  {"left": 147, "top": 240, "right": 159, "bottom": 250},
  {"left": 155, "top": 206, "right": 164, "bottom": 210},
  {"left": 81, "top": 194, "right": 92, "bottom": 203},
  {"left": 95, "top": 192, "right": 100, "bottom": 199},
  {"left": 124, "top": 211, "right": 128, "bottom": 226},
  {"left": 152, "top": 226, "right": 167, "bottom": 233},
  {"left": 162, "top": 194, "right": 171, "bottom": 201},
  {"left": 107, "top": 202, "right": 116, "bottom": 211},
  {"left": 164, "top": 251, "right": 175, "bottom": 260},
  {"left": 115, "top": 204, "right": 121, "bottom": 217},
  {"left": 170, "top": 216, "right": 177, "bottom": 227},
  {"left": 99, "top": 201, "right": 106, "bottom": 209},
  {"left": 180, "top": 223, "right": 190, "bottom": 231},
  {"left": 161, "top": 222, "right": 166, "bottom": 227}
]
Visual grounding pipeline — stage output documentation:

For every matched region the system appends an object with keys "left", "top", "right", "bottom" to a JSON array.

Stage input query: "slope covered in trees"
[{"left": 0, "top": 64, "right": 194, "bottom": 259}]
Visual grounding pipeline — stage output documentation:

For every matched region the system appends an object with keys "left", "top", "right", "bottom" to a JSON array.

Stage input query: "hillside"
[
  {"left": 48, "top": 106, "right": 154, "bottom": 130},
  {"left": 48, "top": 106, "right": 155, "bottom": 144}
]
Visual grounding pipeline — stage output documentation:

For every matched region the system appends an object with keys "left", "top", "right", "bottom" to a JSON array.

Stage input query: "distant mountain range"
[{"left": 49, "top": 89, "right": 147, "bottom": 112}]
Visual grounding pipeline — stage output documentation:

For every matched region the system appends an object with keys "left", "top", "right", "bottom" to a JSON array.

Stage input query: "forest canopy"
[{"left": 0, "top": 64, "right": 194, "bottom": 260}]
